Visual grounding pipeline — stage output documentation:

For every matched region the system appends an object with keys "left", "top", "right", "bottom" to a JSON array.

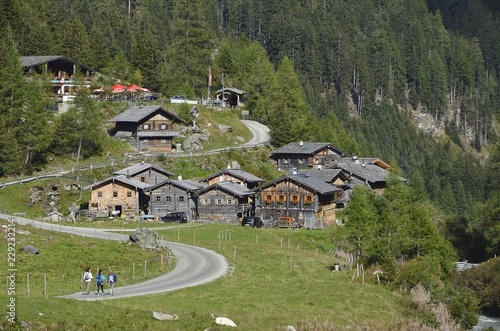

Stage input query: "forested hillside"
[{"left": 0, "top": 0, "right": 499, "bottom": 262}]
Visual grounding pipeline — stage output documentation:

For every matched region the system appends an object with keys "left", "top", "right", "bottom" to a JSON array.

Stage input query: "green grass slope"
[{"left": 0, "top": 220, "right": 406, "bottom": 330}]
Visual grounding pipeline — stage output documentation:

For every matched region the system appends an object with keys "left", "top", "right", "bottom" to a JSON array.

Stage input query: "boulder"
[
  {"left": 22, "top": 245, "right": 40, "bottom": 254},
  {"left": 217, "top": 124, "right": 233, "bottom": 133},
  {"left": 152, "top": 311, "right": 179, "bottom": 321},
  {"left": 129, "top": 228, "right": 160, "bottom": 250},
  {"left": 182, "top": 133, "right": 210, "bottom": 152}
]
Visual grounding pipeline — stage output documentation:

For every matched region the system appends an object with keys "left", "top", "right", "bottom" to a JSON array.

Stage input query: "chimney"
[
  {"left": 299, "top": 140, "right": 304, "bottom": 147},
  {"left": 178, "top": 175, "right": 183, "bottom": 181}
]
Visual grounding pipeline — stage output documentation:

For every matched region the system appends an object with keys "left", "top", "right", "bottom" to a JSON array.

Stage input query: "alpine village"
[{"left": 1, "top": 0, "right": 500, "bottom": 330}]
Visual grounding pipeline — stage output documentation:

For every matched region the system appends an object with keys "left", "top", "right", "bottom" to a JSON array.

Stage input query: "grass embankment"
[{"left": 0, "top": 219, "right": 405, "bottom": 330}]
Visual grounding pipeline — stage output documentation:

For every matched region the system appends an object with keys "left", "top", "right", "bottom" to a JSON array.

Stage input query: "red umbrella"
[
  {"left": 127, "top": 84, "right": 142, "bottom": 91},
  {"left": 109, "top": 84, "right": 127, "bottom": 91},
  {"left": 111, "top": 87, "right": 125, "bottom": 93}
]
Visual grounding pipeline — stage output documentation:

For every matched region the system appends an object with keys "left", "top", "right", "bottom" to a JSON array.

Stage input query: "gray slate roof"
[
  {"left": 271, "top": 142, "right": 348, "bottom": 157},
  {"left": 20, "top": 56, "right": 96, "bottom": 72},
  {"left": 108, "top": 106, "right": 183, "bottom": 123},
  {"left": 114, "top": 163, "right": 174, "bottom": 177},
  {"left": 144, "top": 179, "right": 206, "bottom": 192},
  {"left": 200, "top": 169, "right": 265, "bottom": 183},
  {"left": 196, "top": 181, "right": 255, "bottom": 198},
  {"left": 83, "top": 175, "right": 151, "bottom": 191},
  {"left": 338, "top": 157, "right": 390, "bottom": 169},
  {"left": 255, "top": 172, "right": 341, "bottom": 195},
  {"left": 215, "top": 87, "right": 246, "bottom": 95},
  {"left": 290, "top": 169, "right": 344, "bottom": 183},
  {"left": 335, "top": 162, "right": 399, "bottom": 183}
]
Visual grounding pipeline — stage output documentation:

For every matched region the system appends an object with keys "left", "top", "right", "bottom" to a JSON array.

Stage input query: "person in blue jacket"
[{"left": 107, "top": 269, "right": 117, "bottom": 296}]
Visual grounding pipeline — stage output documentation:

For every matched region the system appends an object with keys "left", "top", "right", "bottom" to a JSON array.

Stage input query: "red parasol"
[
  {"left": 127, "top": 84, "right": 142, "bottom": 91},
  {"left": 111, "top": 87, "right": 125, "bottom": 93},
  {"left": 109, "top": 84, "right": 127, "bottom": 91}
]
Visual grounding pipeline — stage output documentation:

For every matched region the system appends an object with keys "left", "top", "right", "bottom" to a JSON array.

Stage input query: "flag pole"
[
  {"left": 208, "top": 67, "right": 212, "bottom": 104},
  {"left": 222, "top": 72, "right": 225, "bottom": 108}
]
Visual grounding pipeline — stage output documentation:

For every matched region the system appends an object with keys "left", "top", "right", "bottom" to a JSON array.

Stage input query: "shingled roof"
[
  {"left": 20, "top": 56, "right": 96, "bottom": 73},
  {"left": 108, "top": 106, "right": 183, "bottom": 123},
  {"left": 144, "top": 178, "right": 206, "bottom": 192},
  {"left": 255, "top": 172, "right": 342, "bottom": 195},
  {"left": 200, "top": 169, "right": 265, "bottom": 184},
  {"left": 291, "top": 169, "right": 344, "bottom": 182},
  {"left": 83, "top": 175, "right": 151, "bottom": 191},
  {"left": 335, "top": 162, "right": 404, "bottom": 184},
  {"left": 271, "top": 142, "right": 348, "bottom": 158},
  {"left": 195, "top": 181, "right": 255, "bottom": 198},
  {"left": 114, "top": 163, "right": 175, "bottom": 177}
]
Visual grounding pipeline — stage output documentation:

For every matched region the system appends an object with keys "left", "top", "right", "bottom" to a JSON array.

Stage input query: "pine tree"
[
  {"left": 268, "top": 56, "right": 309, "bottom": 146},
  {"left": 160, "top": 0, "right": 213, "bottom": 97}
]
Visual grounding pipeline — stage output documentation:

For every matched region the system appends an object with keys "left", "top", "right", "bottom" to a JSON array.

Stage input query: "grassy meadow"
[{"left": 1, "top": 218, "right": 409, "bottom": 330}]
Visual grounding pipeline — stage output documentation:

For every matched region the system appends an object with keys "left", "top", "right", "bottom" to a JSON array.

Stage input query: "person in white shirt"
[{"left": 83, "top": 267, "right": 93, "bottom": 295}]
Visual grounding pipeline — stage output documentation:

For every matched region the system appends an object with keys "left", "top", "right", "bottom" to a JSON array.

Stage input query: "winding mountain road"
[{"left": 4, "top": 215, "right": 228, "bottom": 301}]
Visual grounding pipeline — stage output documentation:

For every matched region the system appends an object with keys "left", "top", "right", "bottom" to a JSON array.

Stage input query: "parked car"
[
  {"left": 170, "top": 95, "right": 187, "bottom": 103},
  {"left": 161, "top": 212, "right": 188, "bottom": 223},
  {"left": 241, "top": 216, "right": 263, "bottom": 228}
]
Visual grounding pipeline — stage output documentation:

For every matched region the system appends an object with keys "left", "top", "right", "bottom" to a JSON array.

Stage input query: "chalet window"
[
  {"left": 127, "top": 191, "right": 132, "bottom": 198},
  {"left": 97, "top": 191, "right": 102, "bottom": 198},
  {"left": 140, "top": 177, "right": 145, "bottom": 182},
  {"left": 304, "top": 195, "right": 314, "bottom": 204},
  {"left": 215, "top": 199, "right": 224, "bottom": 205},
  {"left": 166, "top": 196, "right": 172, "bottom": 202},
  {"left": 277, "top": 194, "right": 286, "bottom": 204},
  {"left": 178, "top": 196, "right": 185, "bottom": 202},
  {"left": 226, "top": 198, "right": 234, "bottom": 205},
  {"left": 264, "top": 194, "right": 274, "bottom": 204},
  {"left": 202, "top": 198, "right": 211, "bottom": 205},
  {"left": 113, "top": 191, "right": 118, "bottom": 198},
  {"left": 143, "top": 124, "right": 149, "bottom": 130},
  {"left": 290, "top": 194, "right": 300, "bottom": 204},
  {"left": 156, "top": 196, "right": 161, "bottom": 202},
  {"left": 160, "top": 124, "right": 166, "bottom": 130}
]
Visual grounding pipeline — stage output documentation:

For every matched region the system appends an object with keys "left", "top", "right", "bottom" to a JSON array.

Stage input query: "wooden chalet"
[
  {"left": 254, "top": 170, "right": 344, "bottom": 229},
  {"left": 200, "top": 168, "right": 265, "bottom": 190},
  {"left": 270, "top": 141, "right": 349, "bottom": 170},
  {"left": 333, "top": 160, "right": 406, "bottom": 195},
  {"left": 108, "top": 106, "right": 184, "bottom": 153},
  {"left": 113, "top": 162, "right": 174, "bottom": 185},
  {"left": 215, "top": 87, "right": 246, "bottom": 108},
  {"left": 20, "top": 56, "right": 99, "bottom": 109},
  {"left": 85, "top": 175, "right": 151, "bottom": 217},
  {"left": 144, "top": 178, "right": 205, "bottom": 221},
  {"left": 195, "top": 181, "right": 255, "bottom": 222}
]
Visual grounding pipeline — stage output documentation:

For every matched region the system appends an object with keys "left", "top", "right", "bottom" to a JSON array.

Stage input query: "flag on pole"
[{"left": 208, "top": 67, "right": 213, "bottom": 87}]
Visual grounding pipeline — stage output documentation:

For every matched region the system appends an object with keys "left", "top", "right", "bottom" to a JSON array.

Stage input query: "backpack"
[
  {"left": 97, "top": 274, "right": 104, "bottom": 285},
  {"left": 83, "top": 272, "right": 90, "bottom": 281},
  {"left": 108, "top": 274, "right": 115, "bottom": 283}
]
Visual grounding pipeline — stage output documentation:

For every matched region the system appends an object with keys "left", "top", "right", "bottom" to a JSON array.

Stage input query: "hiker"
[
  {"left": 107, "top": 269, "right": 117, "bottom": 296},
  {"left": 96, "top": 269, "right": 105, "bottom": 295},
  {"left": 83, "top": 267, "right": 93, "bottom": 295}
]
